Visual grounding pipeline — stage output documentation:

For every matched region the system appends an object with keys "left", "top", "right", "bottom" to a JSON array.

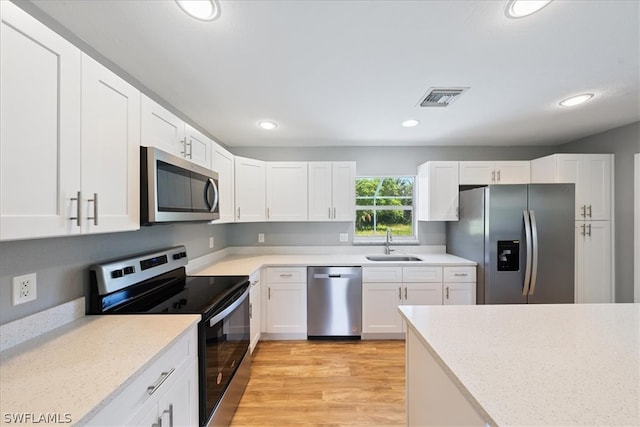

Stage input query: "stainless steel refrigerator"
[{"left": 446, "top": 184, "right": 575, "bottom": 304}]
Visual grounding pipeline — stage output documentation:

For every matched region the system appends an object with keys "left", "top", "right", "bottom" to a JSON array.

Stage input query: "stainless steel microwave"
[{"left": 141, "top": 146, "right": 219, "bottom": 224}]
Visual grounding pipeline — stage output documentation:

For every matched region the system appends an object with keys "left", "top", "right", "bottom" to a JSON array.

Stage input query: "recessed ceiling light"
[
  {"left": 402, "top": 119, "right": 420, "bottom": 128},
  {"left": 559, "top": 93, "right": 594, "bottom": 107},
  {"left": 258, "top": 121, "right": 278, "bottom": 130},
  {"left": 176, "top": 0, "right": 219, "bottom": 21},
  {"left": 505, "top": 0, "right": 553, "bottom": 19}
]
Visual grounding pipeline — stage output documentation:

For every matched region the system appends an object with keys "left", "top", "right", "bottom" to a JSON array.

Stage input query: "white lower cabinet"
[
  {"left": 443, "top": 266, "right": 477, "bottom": 305},
  {"left": 86, "top": 326, "right": 198, "bottom": 426},
  {"left": 249, "top": 269, "right": 262, "bottom": 353},
  {"left": 576, "top": 221, "right": 612, "bottom": 303},
  {"left": 265, "top": 267, "right": 307, "bottom": 335}
]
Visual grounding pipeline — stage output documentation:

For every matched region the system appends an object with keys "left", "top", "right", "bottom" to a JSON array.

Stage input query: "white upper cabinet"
[
  {"left": 1, "top": 2, "right": 139, "bottom": 240},
  {"left": 81, "top": 54, "right": 140, "bottom": 235},
  {"left": 266, "top": 162, "right": 308, "bottom": 221},
  {"left": 308, "top": 162, "right": 356, "bottom": 221},
  {"left": 531, "top": 153, "right": 612, "bottom": 220},
  {"left": 184, "top": 124, "right": 212, "bottom": 169},
  {"left": 459, "top": 161, "right": 530, "bottom": 185},
  {"left": 212, "top": 143, "right": 235, "bottom": 223},
  {"left": 140, "top": 95, "right": 212, "bottom": 168},
  {"left": 235, "top": 156, "right": 266, "bottom": 222},
  {"left": 1, "top": 1, "right": 82, "bottom": 240},
  {"left": 417, "top": 161, "right": 459, "bottom": 221}
]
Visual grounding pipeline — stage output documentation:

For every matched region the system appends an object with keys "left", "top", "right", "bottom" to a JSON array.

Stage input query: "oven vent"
[{"left": 419, "top": 87, "right": 468, "bottom": 107}]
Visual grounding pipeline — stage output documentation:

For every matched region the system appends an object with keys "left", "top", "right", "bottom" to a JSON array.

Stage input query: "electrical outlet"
[
  {"left": 209, "top": 237, "right": 215, "bottom": 248},
  {"left": 12, "top": 273, "right": 37, "bottom": 305},
  {"left": 339, "top": 233, "right": 349, "bottom": 242},
  {"left": 258, "top": 233, "right": 265, "bottom": 243}
]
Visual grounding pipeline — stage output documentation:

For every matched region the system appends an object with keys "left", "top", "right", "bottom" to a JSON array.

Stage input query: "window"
[{"left": 355, "top": 176, "right": 416, "bottom": 241}]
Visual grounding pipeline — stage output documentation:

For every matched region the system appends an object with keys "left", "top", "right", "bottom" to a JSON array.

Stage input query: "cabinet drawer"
[
  {"left": 443, "top": 266, "right": 476, "bottom": 282},
  {"left": 363, "top": 267, "right": 403, "bottom": 283},
  {"left": 87, "top": 326, "right": 197, "bottom": 425},
  {"left": 266, "top": 267, "right": 306, "bottom": 282},
  {"left": 402, "top": 266, "right": 443, "bottom": 283}
]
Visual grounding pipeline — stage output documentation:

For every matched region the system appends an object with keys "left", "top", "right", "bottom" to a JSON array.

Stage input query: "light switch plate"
[
  {"left": 258, "top": 233, "right": 265, "bottom": 243},
  {"left": 209, "top": 237, "right": 215, "bottom": 248},
  {"left": 339, "top": 233, "right": 349, "bottom": 242}
]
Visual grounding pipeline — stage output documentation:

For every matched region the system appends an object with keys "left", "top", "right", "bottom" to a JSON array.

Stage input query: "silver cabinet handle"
[
  {"left": 398, "top": 287, "right": 402, "bottom": 301},
  {"left": 446, "top": 286, "right": 450, "bottom": 300},
  {"left": 587, "top": 223, "right": 592, "bottom": 237},
  {"left": 279, "top": 273, "right": 293, "bottom": 277},
  {"left": 88, "top": 193, "right": 98, "bottom": 226},
  {"left": 267, "top": 207, "right": 270, "bottom": 219},
  {"left": 69, "top": 191, "right": 81, "bottom": 226},
  {"left": 328, "top": 207, "right": 331, "bottom": 219},
  {"left": 581, "top": 224, "right": 586, "bottom": 236},
  {"left": 268, "top": 287, "right": 271, "bottom": 300},
  {"left": 237, "top": 207, "right": 241, "bottom": 219},
  {"left": 497, "top": 170, "right": 501, "bottom": 182},
  {"left": 491, "top": 170, "right": 495, "bottom": 183},
  {"left": 249, "top": 302, "right": 252, "bottom": 319},
  {"left": 404, "top": 287, "right": 407, "bottom": 300},
  {"left": 147, "top": 368, "right": 175, "bottom": 395},
  {"left": 587, "top": 204, "right": 592, "bottom": 218},
  {"left": 333, "top": 207, "right": 336, "bottom": 219},
  {"left": 162, "top": 404, "right": 174, "bottom": 427},
  {"left": 453, "top": 273, "right": 467, "bottom": 277},
  {"left": 187, "top": 140, "right": 193, "bottom": 159},
  {"left": 580, "top": 205, "right": 586, "bottom": 218}
]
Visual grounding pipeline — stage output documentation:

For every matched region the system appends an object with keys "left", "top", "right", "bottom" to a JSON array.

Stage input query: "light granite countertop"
[
  {"left": 193, "top": 253, "right": 475, "bottom": 276},
  {"left": 399, "top": 303, "right": 640, "bottom": 426},
  {"left": 0, "top": 314, "right": 200, "bottom": 426}
]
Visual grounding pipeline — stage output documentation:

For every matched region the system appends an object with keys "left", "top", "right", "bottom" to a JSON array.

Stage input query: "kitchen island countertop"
[{"left": 399, "top": 303, "right": 640, "bottom": 426}]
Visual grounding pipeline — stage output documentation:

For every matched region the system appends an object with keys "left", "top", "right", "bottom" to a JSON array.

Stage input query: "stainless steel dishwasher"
[{"left": 307, "top": 266, "right": 362, "bottom": 339}]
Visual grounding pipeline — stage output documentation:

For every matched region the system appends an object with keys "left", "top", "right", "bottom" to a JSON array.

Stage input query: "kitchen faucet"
[{"left": 385, "top": 229, "right": 394, "bottom": 255}]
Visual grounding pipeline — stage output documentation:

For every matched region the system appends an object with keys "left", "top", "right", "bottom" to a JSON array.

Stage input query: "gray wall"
[
  {"left": 0, "top": 223, "right": 228, "bottom": 324},
  {"left": 557, "top": 121, "right": 640, "bottom": 303}
]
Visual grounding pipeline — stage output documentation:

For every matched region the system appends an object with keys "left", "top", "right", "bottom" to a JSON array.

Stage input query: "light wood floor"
[{"left": 230, "top": 340, "right": 406, "bottom": 427}]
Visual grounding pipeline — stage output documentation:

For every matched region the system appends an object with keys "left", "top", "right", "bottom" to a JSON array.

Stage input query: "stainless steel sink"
[{"left": 365, "top": 255, "right": 423, "bottom": 262}]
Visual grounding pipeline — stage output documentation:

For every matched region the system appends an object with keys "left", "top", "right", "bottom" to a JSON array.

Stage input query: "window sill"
[{"left": 352, "top": 239, "right": 420, "bottom": 246}]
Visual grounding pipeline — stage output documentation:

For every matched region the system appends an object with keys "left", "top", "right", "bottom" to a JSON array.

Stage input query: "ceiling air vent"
[{"left": 419, "top": 87, "right": 469, "bottom": 107}]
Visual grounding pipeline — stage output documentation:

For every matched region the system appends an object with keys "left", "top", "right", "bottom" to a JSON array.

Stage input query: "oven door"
[{"left": 200, "top": 284, "right": 250, "bottom": 426}]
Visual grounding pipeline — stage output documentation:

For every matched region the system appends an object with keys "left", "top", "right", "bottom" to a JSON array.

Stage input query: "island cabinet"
[
  {"left": 234, "top": 156, "right": 266, "bottom": 222},
  {"left": 86, "top": 326, "right": 198, "bottom": 427},
  {"left": 417, "top": 161, "right": 460, "bottom": 221},
  {"left": 266, "top": 162, "right": 308, "bottom": 221},
  {"left": 248, "top": 269, "right": 262, "bottom": 354},
  {"left": 459, "top": 161, "right": 531, "bottom": 185},
  {"left": 265, "top": 267, "right": 307, "bottom": 337},
  {"left": 211, "top": 144, "right": 235, "bottom": 223},
  {"left": 1, "top": 1, "right": 140, "bottom": 240},
  {"left": 362, "top": 266, "right": 444, "bottom": 336},
  {"left": 308, "top": 162, "right": 356, "bottom": 221},
  {"left": 140, "top": 95, "right": 212, "bottom": 169}
]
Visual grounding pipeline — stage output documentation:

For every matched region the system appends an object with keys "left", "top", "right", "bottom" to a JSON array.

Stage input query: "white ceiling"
[{"left": 28, "top": 0, "right": 640, "bottom": 148}]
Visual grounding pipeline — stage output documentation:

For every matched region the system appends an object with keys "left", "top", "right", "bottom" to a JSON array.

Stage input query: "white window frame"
[{"left": 354, "top": 175, "right": 418, "bottom": 244}]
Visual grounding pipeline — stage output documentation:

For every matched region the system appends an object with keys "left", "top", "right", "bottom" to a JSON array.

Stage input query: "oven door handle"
[{"left": 209, "top": 286, "right": 250, "bottom": 327}]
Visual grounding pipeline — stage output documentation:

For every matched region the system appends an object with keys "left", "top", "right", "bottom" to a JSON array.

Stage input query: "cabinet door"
[
  {"left": 140, "top": 94, "right": 185, "bottom": 155},
  {"left": 495, "top": 161, "right": 530, "bottom": 184},
  {"left": 458, "top": 161, "right": 493, "bottom": 185},
  {"left": 184, "top": 124, "right": 212, "bottom": 169},
  {"left": 332, "top": 162, "right": 356, "bottom": 221},
  {"left": 266, "top": 283, "right": 307, "bottom": 334},
  {"left": 418, "top": 161, "right": 459, "bottom": 221},
  {"left": 583, "top": 155, "right": 611, "bottom": 221},
  {"left": 81, "top": 54, "right": 140, "bottom": 234},
  {"left": 362, "top": 282, "right": 403, "bottom": 334},
  {"left": 0, "top": 1, "right": 82, "bottom": 240},
  {"left": 158, "top": 359, "right": 198, "bottom": 427},
  {"left": 212, "top": 144, "right": 235, "bottom": 223},
  {"left": 234, "top": 156, "right": 266, "bottom": 222},
  {"left": 266, "top": 162, "right": 308, "bottom": 221},
  {"left": 249, "top": 272, "right": 261, "bottom": 354},
  {"left": 308, "top": 162, "right": 333, "bottom": 221},
  {"left": 576, "top": 221, "right": 612, "bottom": 303},
  {"left": 443, "top": 283, "right": 476, "bottom": 305},
  {"left": 404, "top": 283, "right": 443, "bottom": 305}
]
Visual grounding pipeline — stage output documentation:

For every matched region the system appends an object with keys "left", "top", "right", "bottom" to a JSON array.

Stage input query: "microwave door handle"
[{"left": 205, "top": 178, "right": 219, "bottom": 212}]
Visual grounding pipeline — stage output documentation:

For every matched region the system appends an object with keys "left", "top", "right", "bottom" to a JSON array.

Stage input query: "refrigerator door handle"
[
  {"left": 529, "top": 210, "right": 539, "bottom": 296},
  {"left": 522, "top": 210, "right": 533, "bottom": 296}
]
